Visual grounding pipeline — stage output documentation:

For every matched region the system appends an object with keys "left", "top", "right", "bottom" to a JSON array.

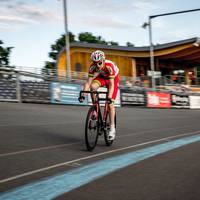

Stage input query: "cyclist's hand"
[{"left": 78, "top": 95, "right": 85, "bottom": 103}]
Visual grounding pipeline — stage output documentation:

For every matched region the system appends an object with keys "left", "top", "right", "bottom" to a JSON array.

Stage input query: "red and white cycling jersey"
[
  {"left": 88, "top": 60, "right": 120, "bottom": 101},
  {"left": 88, "top": 60, "right": 119, "bottom": 80}
]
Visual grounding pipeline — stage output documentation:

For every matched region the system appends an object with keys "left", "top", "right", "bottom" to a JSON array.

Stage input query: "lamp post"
[
  {"left": 63, "top": 0, "right": 71, "bottom": 80},
  {"left": 148, "top": 17, "right": 155, "bottom": 89},
  {"left": 143, "top": 8, "right": 200, "bottom": 89}
]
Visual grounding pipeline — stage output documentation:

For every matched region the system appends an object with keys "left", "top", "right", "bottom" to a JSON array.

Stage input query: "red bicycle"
[{"left": 79, "top": 90, "right": 116, "bottom": 151}]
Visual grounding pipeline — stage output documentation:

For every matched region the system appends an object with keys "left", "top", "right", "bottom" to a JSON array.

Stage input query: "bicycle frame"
[
  {"left": 79, "top": 90, "right": 110, "bottom": 130},
  {"left": 79, "top": 90, "right": 114, "bottom": 150}
]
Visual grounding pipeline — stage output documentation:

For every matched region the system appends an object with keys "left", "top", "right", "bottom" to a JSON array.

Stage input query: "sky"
[{"left": 0, "top": 0, "right": 200, "bottom": 71}]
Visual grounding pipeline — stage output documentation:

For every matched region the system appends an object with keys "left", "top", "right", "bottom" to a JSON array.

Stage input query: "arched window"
[{"left": 75, "top": 63, "right": 82, "bottom": 72}]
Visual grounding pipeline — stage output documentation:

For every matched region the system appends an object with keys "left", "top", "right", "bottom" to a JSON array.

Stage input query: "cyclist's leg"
[
  {"left": 107, "top": 75, "right": 119, "bottom": 139},
  {"left": 108, "top": 75, "right": 119, "bottom": 125},
  {"left": 109, "top": 104, "right": 115, "bottom": 126},
  {"left": 108, "top": 103, "right": 116, "bottom": 140},
  {"left": 91, "top": 79, "right": 101, "bottom": 91},
  {"left": 91, "top": 77, "right": 105, "bottom": 103}
]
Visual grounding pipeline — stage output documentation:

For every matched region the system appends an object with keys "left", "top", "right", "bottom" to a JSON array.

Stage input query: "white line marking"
[
  {"left": 0, "top": 130, "right": 199, "bottom": 184},
  {"left": 0, "top": 125, "right": 194, "bottom": 157},
  {"left": 117, "top": 125, "right": 194, "bottom": 139},
  {"left": 0, "top": 121, "right": 80, "bottom": 127},
  {"left": 65, "top": 163, "right": 82, "bottom": 167},
  {"left": 0, "top": 142, "right": 80, "bottom": 157}
]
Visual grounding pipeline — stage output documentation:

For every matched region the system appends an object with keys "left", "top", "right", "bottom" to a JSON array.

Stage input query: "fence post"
[{"left": 16, "top": 72, "right": 21, "bottom": 103}]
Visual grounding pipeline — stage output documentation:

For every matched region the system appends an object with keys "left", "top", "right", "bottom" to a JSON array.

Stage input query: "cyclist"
[{"left": 79, "top": 50, "right": 119, "bottom": 140}]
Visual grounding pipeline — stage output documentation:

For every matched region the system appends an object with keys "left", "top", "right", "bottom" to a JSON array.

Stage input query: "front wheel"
[
  {"left": 85, "top": 106, "right": 99, "bottom": 151},
  {"left": 104, "top": 113, "right": 116, "bottom": 146}
]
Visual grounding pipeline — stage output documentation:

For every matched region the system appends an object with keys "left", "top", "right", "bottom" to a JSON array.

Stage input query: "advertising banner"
[
  {"left": 171, "top": 93, "right": 189, "bottom": 108},
  {"left": 51, "top": 82, "right": 87, "bottom": 105},
  {"left": 189, "top": 95, "right": 200, "bottom": 109},
  {"left": 121, "top": 89, "right": 146, "bottom": 106},
  {"left": 147, "top": 91, "right": 171, "bottom": 108}
]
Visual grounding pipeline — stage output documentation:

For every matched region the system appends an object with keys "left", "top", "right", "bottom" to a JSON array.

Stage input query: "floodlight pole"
[
  {"left": 145, "top": 8, "right": 200, "bottom": 89},
  {"left": 63, "top": 0, "right": 71, "bottom": 80},
  {"left": 148, "top": 17, "right": 155, "bottom": 89}
]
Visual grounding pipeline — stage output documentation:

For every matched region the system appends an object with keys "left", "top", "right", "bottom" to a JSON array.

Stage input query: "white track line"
[
  {"left": 0, "top": 130, "right": 199, "bottom": 184},
  {"left": 117, "top": 125, "right": 194, "bottom": 139},
  {"left": 0, "top": 142, "right": 80, "bottom": 157},
  {"left": 0, "top": 121, "right": 80, "bottom": 127},
  {"left": 0, "top": 125, "right": 196, "bottom": 157}
]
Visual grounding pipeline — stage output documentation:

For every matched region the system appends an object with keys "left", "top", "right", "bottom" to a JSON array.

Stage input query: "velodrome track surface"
[{"left": 0, "top": 102, "right": 200, "bottom": 200}]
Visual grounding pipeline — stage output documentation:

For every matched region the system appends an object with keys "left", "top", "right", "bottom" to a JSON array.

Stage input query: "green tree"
[
  {"left": 0, "top": 40, "right": 13, "bottom": 68},
  {"left": 49, "top": 32, "right": 75, "bottom": 61},
  {"left": 78, "top": 32, "right": 108, "bottom": 44},
  {"left": 108, "top": 41, "right": 119, "bottom": 46},
  {"left": 0, "top": 40, "right": 14, "bottom": 79},
  {"left": 78, "top": 32, "right": 97, "bottom": 43},
  {"left": 126, "top": 42, "right": 134, "bottom": 47},
  {"left": 43, "top": 32, "right": 75, "bottom": 77},
  {"left": 96, "top": 36, "right": 107, "bottom": 45}
]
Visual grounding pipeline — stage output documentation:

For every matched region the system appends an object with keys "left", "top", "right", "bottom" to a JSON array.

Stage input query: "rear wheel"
[{"left": 85, "top": 106, "right": 99, "bottom": 151}]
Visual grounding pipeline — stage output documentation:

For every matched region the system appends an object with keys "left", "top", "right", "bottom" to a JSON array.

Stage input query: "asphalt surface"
[{"left": 0, "top": 102, "right": 200, "bottom": 200}]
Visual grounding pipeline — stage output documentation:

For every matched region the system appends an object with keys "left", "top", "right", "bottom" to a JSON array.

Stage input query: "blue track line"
[{"left": 1, "top": 134, "right": 200, "bottom": 200}]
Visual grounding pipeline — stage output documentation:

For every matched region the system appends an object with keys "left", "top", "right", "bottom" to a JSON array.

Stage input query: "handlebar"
[
  {"left": 79, "top": 90, "right": 110, "bottom": 102},
  {"left": 79, "top": 90, "right": 108, "bottom": 96}
]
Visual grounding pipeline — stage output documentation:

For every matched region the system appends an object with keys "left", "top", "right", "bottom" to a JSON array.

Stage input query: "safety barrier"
[
  {"left": 189, "top": 95, "right": 200, "bottom": 109},
  {"left": 1, "top": 70, "right": 200, "bottom": 109},
  {"left": 51, "top": 82, "right": 87, "bottom": 105},
  {"left": 171, "top": 92, "right": 190, "bottom": 108},
  {"left": 0, "top": 79, "right": 18, "bottom": 101},
  {"left": 0, "top": 71, "right": 20, "bottom": 102},
  {"left": 146, "top": 91, "right": 171, "bottom": 108},
  {"left": 21, "top": 81, "right": 50, "bottom": 103},
  {"left": 120, "top": 88, "right": 146, "bottom": 106}
]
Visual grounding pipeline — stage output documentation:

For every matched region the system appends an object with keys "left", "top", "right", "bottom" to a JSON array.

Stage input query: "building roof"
[
  {"left": 58, "top": 37, "right": 200, "bottom": 65},
  {"left": 70, "top": 37, "right": 199, "bottom": 52}
]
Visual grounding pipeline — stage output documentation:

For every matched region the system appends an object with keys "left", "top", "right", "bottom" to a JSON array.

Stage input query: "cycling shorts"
[{"left": 92, "top": 74, "right": 119, "bottom": 101}]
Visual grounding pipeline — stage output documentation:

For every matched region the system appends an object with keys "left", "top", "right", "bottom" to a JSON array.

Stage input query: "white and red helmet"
[{"left": 91, "top": 50, "right": 105, "bottom": 62}]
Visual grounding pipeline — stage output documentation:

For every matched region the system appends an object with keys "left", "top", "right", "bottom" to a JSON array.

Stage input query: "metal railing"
[
  {"left": 1, "top": 67, "right": 200, "bottom": 103},
  {"left": 0, "top": 70, "right": 20, "bottom": 102}
]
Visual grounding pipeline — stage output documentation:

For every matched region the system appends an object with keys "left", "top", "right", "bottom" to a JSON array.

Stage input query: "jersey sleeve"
[
  {"left": 88, "top": 65, "right": 96, "bottom": 78},
  {"left": 106, "top": 65, "right": 115, "bottom": 79}
]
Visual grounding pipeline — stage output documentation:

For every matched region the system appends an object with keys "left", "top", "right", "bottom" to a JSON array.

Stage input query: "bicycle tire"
[
  {"left": 104, "top": 113, "right": 116, "bottom": 146},
  {"left": 85, "top": 106, "right": 99, "bottom": 151}
]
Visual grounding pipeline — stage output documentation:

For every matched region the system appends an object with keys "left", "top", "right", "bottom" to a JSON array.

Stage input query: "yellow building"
[{"left": 57, "top": 37, "right": 200, "bottom": 84}]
